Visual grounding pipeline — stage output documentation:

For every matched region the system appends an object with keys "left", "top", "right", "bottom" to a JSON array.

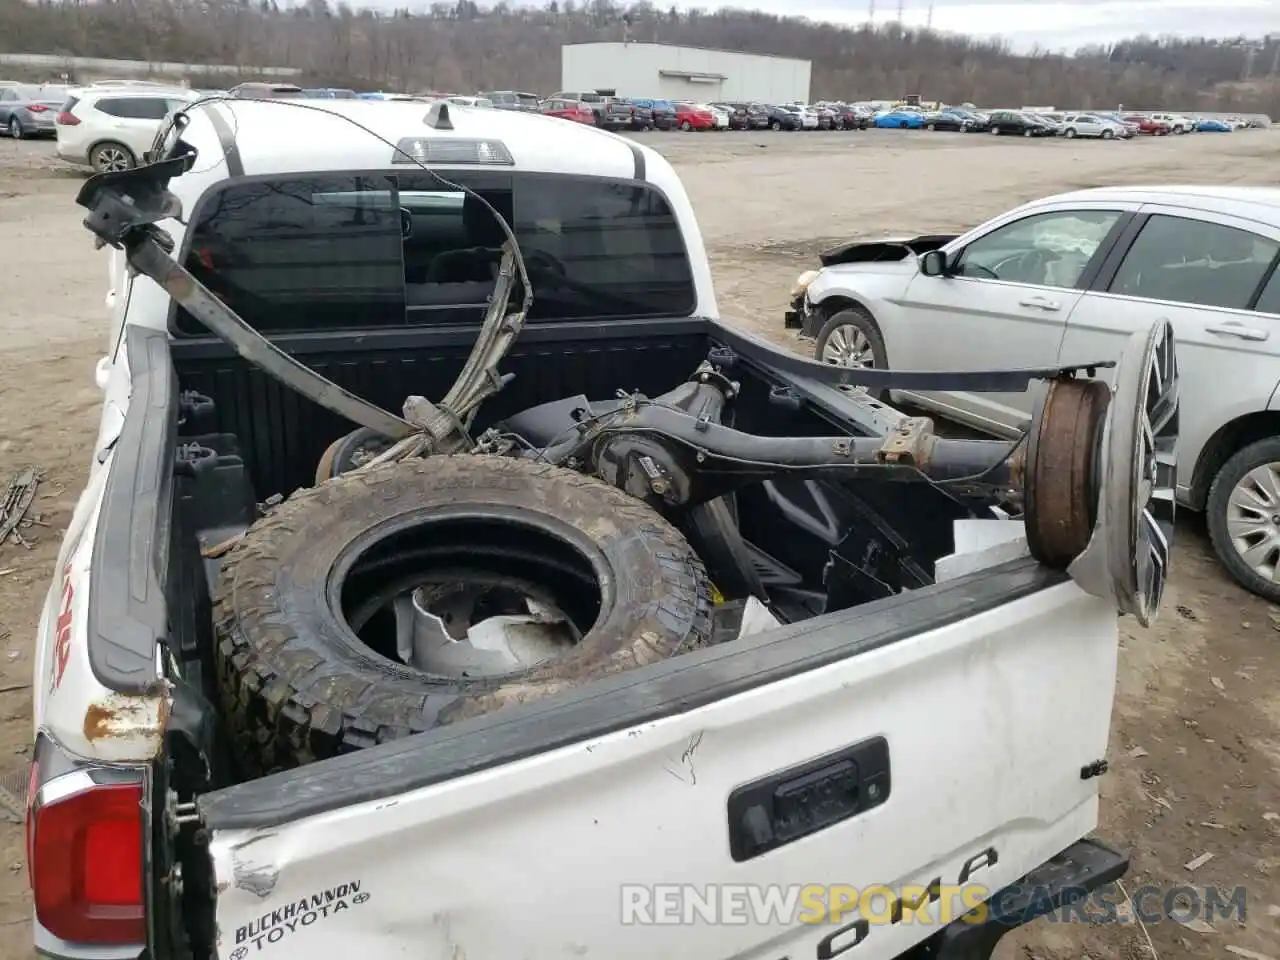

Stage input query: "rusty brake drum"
[{"left": 1023, "top": 319, "right": 1178, "bottom": 626}]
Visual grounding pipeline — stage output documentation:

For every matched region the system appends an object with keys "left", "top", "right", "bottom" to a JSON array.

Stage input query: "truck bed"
[
  {"left": 91, "top": 312, "right": 1049, "bottom": 744},
  {"left": 80, "top": 312, "right": 1126, "bottom": 960}
]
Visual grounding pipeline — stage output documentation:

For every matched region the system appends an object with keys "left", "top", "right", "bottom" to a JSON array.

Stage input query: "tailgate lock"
[{"left": 727, "top": 737, "right": 890, "bottom": 862}]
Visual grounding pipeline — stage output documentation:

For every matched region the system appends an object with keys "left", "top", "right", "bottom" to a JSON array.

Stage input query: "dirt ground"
[{"left": 1, "top": 127, "right": 1279, "bottom": 959}]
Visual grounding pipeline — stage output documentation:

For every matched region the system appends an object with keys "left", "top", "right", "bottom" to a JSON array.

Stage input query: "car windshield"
[{"left": 177, "top": 173, "right": 698, "bottom": 335}]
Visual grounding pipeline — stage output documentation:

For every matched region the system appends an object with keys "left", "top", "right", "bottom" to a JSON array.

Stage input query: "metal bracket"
[{"left": 875, "top": 417, "right": 936, "bottom": 467}]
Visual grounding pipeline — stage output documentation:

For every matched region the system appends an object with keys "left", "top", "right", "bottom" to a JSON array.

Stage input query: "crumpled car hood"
[{"left": 818, "top": 235, "right": 956, "bottom": 267}]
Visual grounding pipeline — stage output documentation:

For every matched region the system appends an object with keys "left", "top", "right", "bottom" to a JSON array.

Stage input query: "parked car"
[
  {"left": 812, "top": 105, "right": 836, "bottom": 130},
  {"left": 537, "top": 97, "right": 596, "bottom": 124},
  {"left": 1196, "top": 117, "right": 1233, "bottom": 132},
  {"left": 55, "top": 85, "right": 197, "bottom": 172},
  {"left": 631, "top": 97, "right": 676, "bottom": 130},
  {"left": 1096, "top": 113, "right": 1141, "bottom": 137},
  {"left": 875, "top": 109, "right": 927, "bottom": 129},
  {"left": 34, "top": 94, "right": 1172, "bottom": 960},
  {"left": 823, "top": 103, "right": 867, "bottom": 130},
  {"left": 300, "top": 88, "right": 359, "bottom": 99},
  {"left": 705, "top": 103, "right": 731, "bottom": 130},
  {"left": 947, "top": 107, "right": 991, "bottom": 132},
  {"left": 628, "top": 99, "right": 655, "bottom": 130},
  {"left": 763, "top": 104, "right": 802, "bottom": 130},
  {"left": 1121, "top": 113, "right": 1171, "bottom": 135},
  {"left": 922, "top": 110, "right": 980, "bottom": 132},
  {"left": 1058, "top": 113, "right": 1122, "bottom": 139},
  {"left": 744, "top": 101, "right": 772, "bottom": 128},
  {"left": 0, "top": 83, "right": 69, "bottom": 139},
  {"left": 787, "top": 185, "right": 1280, "bottom": 601},
  {"left": 226, "top": 82, "right": 304, "bottom": 99},
  {"left": 789, "top": 105, "right": 819, "bottom": 130},
  {"left": 711, "top": 101, "right": 749, "bottom": 129},
  {"left": 447, "top": 96, "right": 494, "bottom": 109},
  {"left": 1034, "top": 113, "right": 1066, "bottom": 135},
  {"left": 672, "top": 101, "right": 715, "bottom": 131},
  {"left": 711, "top": 101, "right": 754, "bottom": 129},
  {"left": 985, "top": 110, "right": 1057, "bottom": 137},
  {"left": 549, "top": 90, "right": 633, "bottom": 130},
  {"left": 1148, "top": 111, "right": 1195, "bottom": 133},
  {"left": 479, "top": 90, "right": 541, "bottom": 113}
]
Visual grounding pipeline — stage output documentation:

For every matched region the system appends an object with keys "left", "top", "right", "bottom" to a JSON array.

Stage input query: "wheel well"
[
  {"left": 1190, "top": 411, "right": 1280, "bottom": 509},
  {"left": 813, "top": 295, "right": 879, "bottom": 333},
  {"left": 811, "top": 296, "right": 890, "bottom": 364}
]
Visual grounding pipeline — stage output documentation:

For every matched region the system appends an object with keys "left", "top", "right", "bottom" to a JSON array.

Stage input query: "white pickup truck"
[{"left": 27, "top": 97, "right": 1178, "bottom": 960}]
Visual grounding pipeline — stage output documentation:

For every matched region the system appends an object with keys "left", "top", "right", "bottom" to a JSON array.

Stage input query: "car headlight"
[{"left": 791, "top": 270, "right": 819, "bottom": 300}]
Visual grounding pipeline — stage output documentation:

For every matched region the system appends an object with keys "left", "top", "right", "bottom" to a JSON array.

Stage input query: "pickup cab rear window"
[{"left": 176, "top": 172, "right": 696, "bottom": 335}]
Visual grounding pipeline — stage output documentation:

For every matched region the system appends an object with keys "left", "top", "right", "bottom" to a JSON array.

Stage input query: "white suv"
[{"left": 55, "top": 86, "right": 198, "bottom": 172}]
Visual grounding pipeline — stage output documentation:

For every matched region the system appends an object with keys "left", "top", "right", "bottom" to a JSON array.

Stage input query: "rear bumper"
[
  {"left": 33, "top": 912, "right": 143, "bottom": 960},
  {"left": 930, "top": 837, "right": 1129, "bottom": 959},
  {"left": 55, "top": 142, "right": 88, "bottom": 165}
]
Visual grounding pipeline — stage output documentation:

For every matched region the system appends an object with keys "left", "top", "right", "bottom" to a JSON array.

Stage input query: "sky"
[{"left": 669, "top": 0, "right": 1277, "bottom": 53}]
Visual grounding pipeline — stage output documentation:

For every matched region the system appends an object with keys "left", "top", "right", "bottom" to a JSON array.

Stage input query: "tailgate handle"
[{"left": 727, "top": 736, "right": 890, "bottom": 862}]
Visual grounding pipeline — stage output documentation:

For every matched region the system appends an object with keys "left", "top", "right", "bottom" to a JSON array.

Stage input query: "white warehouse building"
[{"left": 561, "top": 42, "right": 811, "bottom": 104}]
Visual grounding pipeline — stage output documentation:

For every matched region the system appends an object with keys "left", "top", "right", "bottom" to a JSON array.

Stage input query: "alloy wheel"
[
  {"left": 94, "top": 146, "right": 131, "bottom": 172},
  {"left": 1226, "top": 464, "right": 1280, "bottom": 583},
  {"left": 820, "top": 324, "right": 873, "bottom": 367}
]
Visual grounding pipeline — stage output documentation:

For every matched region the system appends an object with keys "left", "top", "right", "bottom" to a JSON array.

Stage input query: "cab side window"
[{"left": 1108, "top": 215, "right": 1278, "bottom": 310}]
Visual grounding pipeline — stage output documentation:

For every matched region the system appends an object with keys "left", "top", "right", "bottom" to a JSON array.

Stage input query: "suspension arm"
[{"left": 576, "top": 402, "right": 1022, "bottom": 509}]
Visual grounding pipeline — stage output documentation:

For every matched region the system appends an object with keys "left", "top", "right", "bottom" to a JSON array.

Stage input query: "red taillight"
[
  {"left": 27, "top": 103, "right": 49, "bottom": 113},
  {"left": 27, "top": 778, "right": 145, "bottom": 944},
  {"left": 56, "top": 111, "right": 79, "bottom": 125}
]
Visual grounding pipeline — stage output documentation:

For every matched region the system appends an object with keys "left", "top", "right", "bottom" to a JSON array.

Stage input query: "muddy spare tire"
[{"left": 214, "top": 455, "right": 713, "bottom": 776}]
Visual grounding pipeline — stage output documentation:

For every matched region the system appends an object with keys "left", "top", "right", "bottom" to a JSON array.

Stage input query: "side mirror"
[{"left": 919, "top": 249, "right": 948, "bottom": 277}]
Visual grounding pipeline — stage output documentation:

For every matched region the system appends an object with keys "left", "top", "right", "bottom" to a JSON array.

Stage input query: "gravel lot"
[{"left": 1, "top": 127, "right": 1279, "bottom": 959}]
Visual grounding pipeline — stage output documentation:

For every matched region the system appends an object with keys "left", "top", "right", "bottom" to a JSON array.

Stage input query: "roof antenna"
[{"left": 424, "top": 99, "right": 454, "bottom": 130}]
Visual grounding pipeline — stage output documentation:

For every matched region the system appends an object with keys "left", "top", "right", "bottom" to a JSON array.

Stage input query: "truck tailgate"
[{"left": 202, "top": 572, "right": 1118, "bottom": 960}]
